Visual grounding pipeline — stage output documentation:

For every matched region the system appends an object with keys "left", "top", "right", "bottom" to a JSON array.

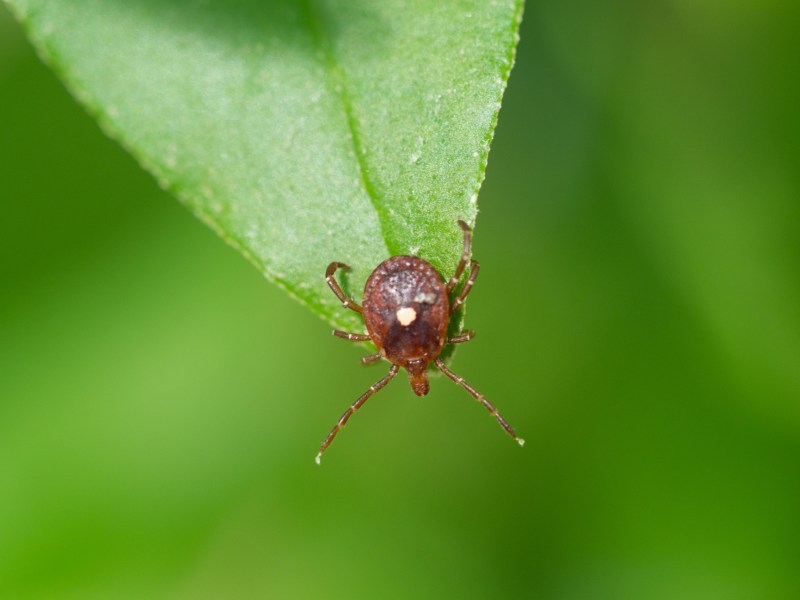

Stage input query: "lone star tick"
[{"left": 316, "top": 220, "right": 524, "bottom": 464}]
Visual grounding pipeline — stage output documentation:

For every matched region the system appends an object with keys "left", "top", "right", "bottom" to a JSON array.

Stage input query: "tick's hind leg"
[
  {"left": 450, "top": 260, "right": 479, "bottom": 314},
  {"left": 434, "top": 358, "right": 524, "bottom": 446},
  {"left": 326, "top": 262, "right": 363, "bottom": 313},
  {"left": 446, "top": 220, "right": 473, "bottom": 293},
  {"left": 316, "top": 364, "right": 400, "bottom": 464}
]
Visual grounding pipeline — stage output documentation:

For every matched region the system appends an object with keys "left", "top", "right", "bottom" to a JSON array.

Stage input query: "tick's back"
[{"left": 362, "top": 256, "right": 449, "bottom": 367}]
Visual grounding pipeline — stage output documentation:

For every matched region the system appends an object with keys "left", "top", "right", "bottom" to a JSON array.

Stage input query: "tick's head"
[{"left": 405, "top": 359, "right": 430, "bottom": 396}]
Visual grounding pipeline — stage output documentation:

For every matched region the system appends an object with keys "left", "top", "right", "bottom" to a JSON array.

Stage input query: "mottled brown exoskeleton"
[{"left": 317, "top": 220, "right": 524, "bottom": 464}]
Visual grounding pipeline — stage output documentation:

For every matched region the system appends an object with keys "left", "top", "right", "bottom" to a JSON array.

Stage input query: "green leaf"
[{"left": 5, "top": 0, "right": 523, "bottom": 330}]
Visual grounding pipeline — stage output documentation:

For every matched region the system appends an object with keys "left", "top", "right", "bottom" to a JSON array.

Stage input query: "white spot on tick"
[{"left": 396, "top": 307, "right": 417, "bottom": 326}]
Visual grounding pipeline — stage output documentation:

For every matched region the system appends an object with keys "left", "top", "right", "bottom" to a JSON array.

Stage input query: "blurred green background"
[{"left": 2, "top": 2, "right": 799, "bottom": 598}]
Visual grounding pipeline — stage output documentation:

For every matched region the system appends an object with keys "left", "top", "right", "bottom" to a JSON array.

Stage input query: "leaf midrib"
[{"left": 303, "top": 0, "right": 394, "bottom": 257}]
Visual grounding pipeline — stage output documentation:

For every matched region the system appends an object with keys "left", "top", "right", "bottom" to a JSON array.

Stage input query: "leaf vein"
[{"left": 303, "top": 0, "right": 394, "bottom": 254}]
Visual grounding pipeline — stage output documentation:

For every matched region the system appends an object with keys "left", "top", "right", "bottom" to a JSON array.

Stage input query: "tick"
[{"left": 317, "top": 220, "right": 524, "bottom": 464}]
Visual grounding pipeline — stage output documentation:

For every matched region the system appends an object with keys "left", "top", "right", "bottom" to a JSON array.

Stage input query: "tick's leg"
[
  {"left": 446, "top": 330, "right": 476, "bottom": 344},
  {"left": 326, "top": 262, "right": 363, "bottom": 313},
  {"left": 361, "top": 353, "right": 383, "bottom": 365},
  {"left": 435, "top": 358, "right": 524, "bottom": 446},
  {"left": 450, "top": 260, "right": 479, "bottom": 314},
  {"left": 332, "top": 330, "right": 371, "bottom": 342},
  {"left": 316, "top": 364, "right": 400, "bottom": 464},
  {"left": 446, "top": 220, "right": 473, "bottom": 293}
]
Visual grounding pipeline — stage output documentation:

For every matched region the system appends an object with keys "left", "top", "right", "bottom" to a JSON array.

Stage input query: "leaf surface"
[{"left": 6, "top": 0, "right": 522, "bottom": 329}]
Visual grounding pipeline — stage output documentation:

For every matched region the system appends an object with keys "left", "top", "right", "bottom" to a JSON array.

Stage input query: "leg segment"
[
  {"left": 434, "top": 358, "right": 524, "bottom": 446},
  {"left": 450, "top": 260, "right": 479, "bottom": 314},
  {"left": 361, "top": 353, "right": 383, "bottom": 365},
  {"left": 333, "top": 330, "right": 370, "bottom": 342},
  {"left": 446, "top": 330, "right": 476, "bottom": 344},
  {"left": 446, "top": 220, "right": 473, "bottom": 293},
  {"left": 326, "top": 262, "right": 363, "bottom": 313},
  {"left": 316, "top": 364, "right": 400, "bottom": 464}
]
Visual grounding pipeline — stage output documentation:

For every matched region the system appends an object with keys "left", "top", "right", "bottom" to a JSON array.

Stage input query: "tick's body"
[
  {"left": 363, "top": 256, "right": 448, "bottom": 396},
  {"left": 318, "top": 221, "right": 523, "bottom": 463}
]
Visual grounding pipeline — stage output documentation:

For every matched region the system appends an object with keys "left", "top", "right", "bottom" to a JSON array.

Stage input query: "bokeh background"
[{"left": 2, "top": 2, "right": 799, "bottom": 598}]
